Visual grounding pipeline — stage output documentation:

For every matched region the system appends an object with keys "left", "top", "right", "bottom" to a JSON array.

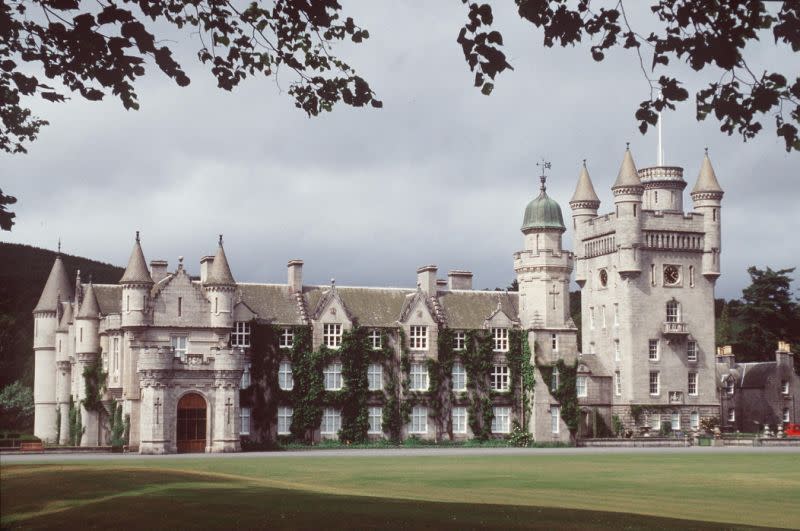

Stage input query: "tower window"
[
  {"left": 689, "top": 266, "right": 695, "bottom": 287},
  {"left": 551, "top": 367, "right": 560, "bottom": 392},
  {"left": 666, "top": 300, "right": 680, "bottom": 323},
  {"left": 551, "top": 333, "right": 558, "bottom": 352},
  {"left": 614, "top": 340, "right": 620, "bottom": 361},
  {"left": 633, "top": 204, "right": 637, "bottom": 217},
  {"left": 178, "top": 297, "right": 182, "bottom": 317},
  {"left": 687, "top": 340, "right": 698, "bottom": 361},
  {"left": 650, "top": 264, "right": 656, "bottom": 287},
  {"left": 649, "top": 371, "right": 660, "bottom": 395},
  {"left": 688, "top": 372, "right": 698, "bottom": 396},
  {"left": 614, "top": 370, "right": 622, "bottom": 396},
  {"left": 654, "top": 191, "right": 658, "bottom": 204},
  {"left": 713, "top": 208, "right": 717, "bottom": 221},
  {"left": 649, "top": 339, "right": 659, "bottom": 361}
]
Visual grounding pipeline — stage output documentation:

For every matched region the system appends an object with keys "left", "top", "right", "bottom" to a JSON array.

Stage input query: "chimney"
[
  {"left": 150, "top": 260, "right": 168, "bottom": 283},
  {"left": 200, "top": 256, "right": 214, "bottom": 283},
  {"left": 716, "top": 345, "right": 735, "bottom": 368},
  {"left": 288, "top": 259, "right": 304, "bottom": 293},
  {"left": 436, "top": 279, "right": 448, "bottom": 292},
  {"left": 776, "top": 341, "right": 793, "bottom": 367},
  {"left": 416, "top": 265, "right": 437, "bottom": 295},
  {"left": 448, "top": 270, "right": 473, "bottom": 290}
]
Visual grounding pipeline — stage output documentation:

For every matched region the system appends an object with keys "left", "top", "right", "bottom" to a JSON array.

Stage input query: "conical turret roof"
[
  {"left": 77, "top": 282, "right": 101, "bottom": 319},
  {"left": 691, "top": 152, "right": 723, "bottom": 194},
  {"left": 56, "top": 300, "right": 74, "bottom": 331},
  {"left": 205, "top": 236, "right": 236, "bottom": 286},
  {"left": 570, "top": 162, "right": 600, "bottom": 205},
  {"left": 34, "top": 254, "right": 73, "bottom": 313},
  {"left": 612, "top": 147, "right": 643, "bottom": 189},
  {"left": 120, "top": 232, "right": 154, "bottom": 284}
]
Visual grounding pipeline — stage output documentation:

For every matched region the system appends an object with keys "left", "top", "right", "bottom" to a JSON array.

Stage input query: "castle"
[{"left": 32, "top": 147, "right": 732, "bottom": 452}]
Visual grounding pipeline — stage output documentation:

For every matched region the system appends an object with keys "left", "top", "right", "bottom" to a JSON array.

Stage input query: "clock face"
[
  {"left": 664, "top": 265, "right": 680, "bottom": 285},
  {"left": 599, "top": 269, "right": 608, "bottom": 287}
]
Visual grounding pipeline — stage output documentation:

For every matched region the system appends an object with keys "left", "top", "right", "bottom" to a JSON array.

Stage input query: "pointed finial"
[
  {"left": 626, "top": 142, "right": 630, "bottom": 150},
  {"left": 536, "top": 158, "right": 551, "bottom": 192},
  {"left": 57, "top": 238, "right": 61, "bottom": 255},
  {"left": 331, "top": 278, "right": 336, "bottom": 287},
  {"left": 582, "top": 158, "right": 587, "bottom": 166},
  {"left": 135, "top": 230, "right": 140, "bottom": 243},
  {"left": 704, "top": 146, "right": 709, "bottom": 155},
  {"left": 219, "top": 234, "right": 223, "bottom": 246},
  {"left": 178, "top": 256, "right": 184, "bottom": 268}
]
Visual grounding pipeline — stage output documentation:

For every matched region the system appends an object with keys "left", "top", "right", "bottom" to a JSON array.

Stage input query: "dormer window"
[
  {"left": 368, "top": 329, "right": 381, "bottom": 350},
  {"left": 409, "top": 325, "right": 428, "bottom": 350},
  {"left": 492, "top": 328, "right": 508, "bottom": 352},
  {"left": 231, "top": 321, "right": 251, "bottom": 348},
  {"left": 279, "top": 328, "right": 294, "bottom": 349},
  {"left": 453, "top": 331, "right": 466, "bottom": 351},
  {"left": 323, "top": 323, "right": 342, "bottom": 349}
]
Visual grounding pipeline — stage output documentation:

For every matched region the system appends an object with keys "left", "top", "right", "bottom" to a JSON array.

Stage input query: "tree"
[
  {"left": 736, "top": 266, "right": 800, "bottom": 362},
  {"left": 0, "top": 380, "right": 34, "bottom": 432},
  {"left": 0, "top": 190, "right": 16, "bottom": 231},
  {"left": 716, "top": 300, "right": 735, "bottom": 348}
]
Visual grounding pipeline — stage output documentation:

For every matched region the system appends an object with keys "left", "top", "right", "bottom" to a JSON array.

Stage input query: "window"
[
  {"left": 241, "top": 362, "right": 251, "bottom": 388},
  {"left": 323, "top": 323, "right": 342, "bottom": 349},
  {"left": 650, "top": 264, "right": 656, "bottom": 287},
  {"left": 688, "top": 372, "right": 698, "bottom": 396},
  {"left": 126, "top": 295, "right": 130, "bottom": 312},
  {"left": 279, "top": 361, "right": 294, "bottom": 391},
  {"left": 279, "top": 328, "right": 294, "bottom": 349},
  {"left": 654, "top": 190, "right": 658, "bottom": 204},
  {"left": 320, "top": 408, "right": 341, "bottom": 435},
  {"left": 368, "top": 363, "right": 383, "bottom": 391},
  {"left": 589, "top": 307, "right": 595, "bottom": 329},
  {"left": 112, "top": 337, "right": 120, "bottom": 378},
  {"left": 452, "top": 407, "right": 467, "bottom": 434},
  {"left": 214, "top": 297, "right": 218, "bottom": 313},
  {"left": 278, "top": 407, "right": 293, "bottom": 435},
  {"left": 410, "top": 363, "right": 429, "bottom": 391},
  {"left": 601, "top": 305, "right": 606, "bottom": 328},
  {"left": 551, "top": 367, "right": 560, "bottom": 392},
  {"left": 492, "top": 407, "right": 511, "bottom": 434},
  {"left": 650, "top": 414, "right": 661, "bottom": 431},
  {"left": 613, "top": 304, "right": 619, "bottom": 327},
  {"left": 671, "top": 413, "right": 680, "bottom": 431},
  {"left": 171, "top": 336, "right": 188, "bottom": 360},
  {"left": 687, "top": 341, "right": 698, "bottom": 361},
  {"left": 649, "top": 371, "right": 660, "bottom": 395},
  {"left": 690, "top": 411, "right": 699, "bottom": 430},
  {"left": 551, "top": 406, "right": 560, "bottom": 434},
  {"left": 368, "top": 406, "right": 382, "bottom": 434},
  {"left": 409, "top": 325, "right": 428, "bottom": 350},
  {"left": 576, "top": 376, "right": 588, "bottom": 397},
  {"left": 666, "top": 300, "right": 679, "bottom": 323},
  {"left": 726, "top": 377, "right": 735, "bottom": 395},
  {"left": 231, "top": 321, "right": 251, "bottom": 347},
  {"left": 783, "top": 408, "right": 790, "bottom": 423},
  {"left": 369, "top": 329, "right": 381, "bottom": 350},
  {"left": 324, "top": 363, "right": 343, "bottom": 390},
  {"left": 614, "top": 340, "right": 621, "bottom": 362},
  {"left": 451, "top": 362, "right": 467, "bottom": 392},
  {"left": 491, "top": 365, "right": 510, "bottom": 392},
  {"left": 782, "top": 380, "right": 789, "bottom": 394},
  {"left": 492, "top": 328, "right": 509, "bottom": 352},
  {"left": 79, "top": 327, "right": 83, "bottom": 342},
  {"left": 614, "top": 371, "right": 622, "bottom": 396},
  {"left": 177, "top": 296, "right": 182, "bottom": 317},
  {"left": 551, "top": 333, "right": 558, "bottom": 352},
  {"left": 689, "top": 266, "right": 695, "bottom": 287},
  {"left": 240, "top": 406, "right": 251, "bottom": 435},
  {"left": 410, "top": 406, "right": 428, "bottom": 434},
  {"left": 727, "top": 409, "right": 735, "bottom": 422},
  {"left": 453, "top": 331, "right": 466, "bottom": 351},
  {"left": 648, "top": 339, "right": 659, "bottom": 361}
]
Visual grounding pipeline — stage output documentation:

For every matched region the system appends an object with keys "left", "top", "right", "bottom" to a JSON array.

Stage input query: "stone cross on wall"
[
  {"left": 154, "top": 397, "right": 161, "bottom": 425},
  {"left": 549, "top": 283, "right": 560, "bottom": 311},
  {"left": 225, "top": 397, "right": 233, "bottom": 426}
]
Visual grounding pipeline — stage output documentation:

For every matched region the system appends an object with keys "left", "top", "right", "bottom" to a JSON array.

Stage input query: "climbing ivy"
[
  {"left": 68, "top": 395, "right": 83, "bottom": 446},
  {"left": 289, "top": 330, "right": 335, "bottom": 442},
  {"left": 429, "top": 328, "right": 456, "bottom": 440},
  {"left": 338, "top": 326, "right": 371, "bottom": 443},
  {"left": 55, "top": 407, "right": 61, "bottom": 444},
  {"left": 241, "top": 321, "right": 281, "bottom": 443},
  {"left": 109, "top": 399, "right": 125, "bottom": 448},
  {"left": 537, "top": 359, "right": 579, "bottom": 438},
  {"left": 507, "top": 330, "right": 535, "bottom": 431},
  {"left": 463, "top": 330, "right": 494, "bottom": 440},
  {"left": 82, "top": 357, "right": 107, "bottom": 412}
]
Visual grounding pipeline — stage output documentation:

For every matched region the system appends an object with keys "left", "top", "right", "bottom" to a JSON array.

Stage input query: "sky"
[{"left": 2, "top": 2, "right": 798, "bottom": 299}]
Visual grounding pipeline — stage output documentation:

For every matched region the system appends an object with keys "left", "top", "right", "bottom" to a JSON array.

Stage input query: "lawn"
[{"left": 2, "top": 452, "right": 798, "bottom": 529}]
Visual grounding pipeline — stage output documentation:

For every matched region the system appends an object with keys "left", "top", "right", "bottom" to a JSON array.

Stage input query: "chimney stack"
[
  {"left": 448, "top": 270, "right": 473, "bottom": 290},
  {"left": 200, "top": 256, "right": 214, "bottom": 283},
  {"left": 716, "top": 345, "right": 735, "bottom": 368},
  {"left": 776, "top": 341, "right": 793, "bottom": 367},
  {"left": 416, "top": 265, "right": 437, "bottom": 295},
  {"left": 150, "top": 260, "right": 168, "bottom": 283},
  {"left": 288, "top": 260, "right": 304, "bottom": 293}
]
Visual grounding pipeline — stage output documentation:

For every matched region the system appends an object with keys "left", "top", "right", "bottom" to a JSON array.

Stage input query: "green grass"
[{"left": 2, "top": 453, "right": 799, "bottom": 529}]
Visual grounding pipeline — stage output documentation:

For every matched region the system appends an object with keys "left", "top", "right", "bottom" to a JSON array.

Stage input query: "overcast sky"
[{"left": 2, "top": 2, "right": 798, "bottom": 299}]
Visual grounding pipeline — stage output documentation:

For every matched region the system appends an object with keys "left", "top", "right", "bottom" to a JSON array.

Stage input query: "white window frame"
[
  {"left": 687, "top": 340, "right": 698, "bottom": 361},
  {"left": 666, "top": 300, "right": 680, "bottom": 323},
  {"left": 323, "top": 323, "right": 342, "bottom": 349},
  {"left": 688, "top": 372, "right": 698, "bottom": 396},
  {"left": 453, "top": 331, "right": 466, "bottom": 351},
  {"left": 171, "top": 335, "right": 188, "bottom": 360},
  {"left": 726, "top": 377, "right": 735, "bottom": 395},
  {"left": 551, "top": 367, "right": 560, "bottom": 392},
  {"left": 231, "top": 321, "right": 251, "bottom": 348},
  {"left": 727, "top": 409, "right": 735, "bottom": 422},
  {"left": 277, "top": 406, "right": 293, "bottom": 435},
  {"left": 491, "top": 406, "right": 511, "bottom": 434},
  {"left": 112, "top": 337, "right": 121, "bottom": 381},
  {"left": 452, "top": 406, "right": 467, "bottom": 434},
  {"left": 410, "top": 406, "right": 428, "bottom": 434},
  {"left": 783, "top": 408, "right": 790, "bottom": 423},
  {"left": 241, "top": 362, "right": 251, "bottom": 388},
  {"left": 451, "top": 362, "right": 467, "bottom": 392},
  {"left": 323, "top": 362, "right": 343, "bottom": 391},
  {"left": 320, "top": 408, "right": 341, "bottom": 435},
  {"left": 614, "top": 370, "right": 622, "bottom": 396},
  {"left": 551, "top": 406, "right": 560, "bottom": 434},
  {"left": 367, "top": 363, "right": 383, "bottom": 391},
  {"left": 492, "top": 328, "right": 509, "bottom": 352},
  {"left": 671, "top": 413, "right": 680, "bottom": 431},
  {"left": 781, "top": 380, "right": 789, "bottom": 395},
  {"left": 279, "top": 327, "right": 294, "bottom": 349},
  {"left": 409, "top": 325, "right": 428, "bottom": 350},
  {"left": 409, "top": 363, "right": 429, "bottom": 391},
  {"left": 613, "top": 304, "right": 619, "bottom": 327},
  {"left": 601, "top": 305, "right": 606, "bottom": 329},
  {"left": 576, "top": 376, "right": 588, "bottom": 397},
  {"left": 491, "top": 364, "right": 510, "bottom": 392},
  {"left": 589, "top": 307, "right": 595, "bottom": 329},
  {"left": 614, "top": 340, "right": 620, "bottom": 362},
  {"left": 278, "top": 361, "right": 294, "bottom": 391},
  {"left": 368, "top": 406, "right": 382, "bottom": 434},
  {"left": 649, "top": 371, "right": 660, "bottom": 396},
  {"left": 368, "top": 329, "right": 382, "bottom": 350},
  {"left": 551, "top": 333, "right": 558, "bottom": 352},
  {"left": 690, "top": 411, "right": 699, "bottom": 431},
  {"left": 240, "top": 406, "right": 251, "bottom": 435},
  {"left": 648, "top": 339, "right": 659, "bottom": 361}
]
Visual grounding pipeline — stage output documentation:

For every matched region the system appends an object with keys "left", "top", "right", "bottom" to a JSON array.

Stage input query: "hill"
[{"left": 0, "top": 243, "right": 124, "bottom": 388}]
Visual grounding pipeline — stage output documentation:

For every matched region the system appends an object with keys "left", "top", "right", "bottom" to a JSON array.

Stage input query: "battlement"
[{"left": 638, "top": 166, "right": 684, "bottom": 182}]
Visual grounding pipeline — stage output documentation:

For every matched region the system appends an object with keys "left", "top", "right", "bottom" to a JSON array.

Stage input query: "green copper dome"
[{"left": 521, "top": 180, "right": 566, "bottom": 232}]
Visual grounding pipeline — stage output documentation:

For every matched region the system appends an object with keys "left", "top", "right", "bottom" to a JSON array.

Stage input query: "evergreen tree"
[{"left": 716, "top": 301, "right": 735, "bottom": 348}]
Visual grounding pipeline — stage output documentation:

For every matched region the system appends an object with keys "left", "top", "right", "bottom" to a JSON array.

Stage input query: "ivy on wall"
[
  {"left": 68, "top": 395, "right": 83, "bottom": 446},
  {"left": 537, "top": 359, "right": 579, "bottom": 437},
  {"left": 463, "top": 330, "right": 494, "bottom": 440},
  {"left": 109, "top": 399, "right": 125, "bottom": 448},
  {"left": 381, "top": 330, "right": 406, "bottom": 443},
  {"left": 507, "top": 330, "right": 535, "bottom": 431},
  {"left": 241, "top": 321, "right": 281, "bottom": 443},
  {"left": 82, "top": 357, "right": 107, "bottom": 412}
]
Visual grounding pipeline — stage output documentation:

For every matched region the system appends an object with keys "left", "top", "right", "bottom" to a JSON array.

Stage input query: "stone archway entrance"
[{"left": 176, "top": 393, "right": 207, "bottom": 453}]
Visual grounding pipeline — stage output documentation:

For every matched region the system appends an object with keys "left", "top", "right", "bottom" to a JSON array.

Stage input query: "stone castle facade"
[{"left": 32, "top": 148, "right": 742, "bottom": 452}]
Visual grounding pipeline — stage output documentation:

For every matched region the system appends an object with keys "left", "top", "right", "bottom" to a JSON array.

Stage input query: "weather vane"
[{"left": 536, "top": 158, "right": 551, "bottom": 191}]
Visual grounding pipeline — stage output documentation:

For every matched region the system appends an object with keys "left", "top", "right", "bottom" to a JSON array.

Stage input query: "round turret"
[
  {"left": 204, "top": 235, "right": 237, "bottom": 329},
  {"left": 691, "top": 151, "right": 724, "bottom": 279},
  {"left": 120, "top": 232, "right": 154, "bottom": 328}
]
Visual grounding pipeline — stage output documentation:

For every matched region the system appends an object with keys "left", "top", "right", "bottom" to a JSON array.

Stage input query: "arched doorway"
[{"left": 176, "top": 393, "right": 207, "bottom": 453}]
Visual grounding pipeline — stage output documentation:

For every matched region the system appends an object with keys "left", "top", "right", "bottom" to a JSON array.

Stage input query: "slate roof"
[
  {"left": 612, "top": 148, "right": 643, "bottom": 189},
  {"left": 93, "top": 285, "right": 122, "bottom": 314},
  {"left": 738, "top": 362, "right": 777, "bottom": 389},
  {"left": 206, "top": 243, "right": 236, "bottom": 286},
  {"left": 691, "top": 152, "right": 724, "bottom": 194},
  {"left": 238, "top": 284, "right": 305, "bottom": 325},
  {"left": 34, "top": 255, "right": 73, "bottom": 313},
  {"left": 570, "top": 162, "right": 601, "bottom": 204},
  {"left": 438, "top": 290, "right": 519, "bottom": 329},
  {"left": 577, "top": 354, "right": 609, "bottom": 377},
  {"left": 76, "top": 283, "right": 101, "bottom": 319},
  {"left": 56, "top": 300, "right": 74, "bottom": 332},
  {"left": 120, "top": 237, "right": 154, "bottom": 284}
]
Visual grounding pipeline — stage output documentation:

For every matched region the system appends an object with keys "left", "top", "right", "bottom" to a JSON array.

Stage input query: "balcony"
[{"left": 663, "top": 321, "right": 689, "bottom": 335}]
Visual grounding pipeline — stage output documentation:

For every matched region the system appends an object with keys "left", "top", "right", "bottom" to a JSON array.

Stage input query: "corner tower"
[
  {"left": 120, "top": 232, "right": 154, "bottom": 328},
  {"left": 569, "top": 161, "right": 601, "bottom": 286},
  {"left": 691, "top": 150, "right": 724, "bottom": 279},
  {"left": 204, "top": 235, "right": 237, "bottom": 329}
]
